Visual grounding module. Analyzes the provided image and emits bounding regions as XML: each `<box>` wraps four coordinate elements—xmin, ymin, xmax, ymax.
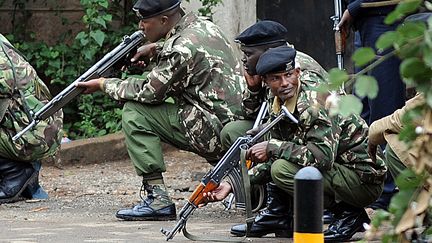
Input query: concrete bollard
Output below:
<box><xmin>294</xmin><ymin>166</ymin><xmax>323</xmax><ymax>243</ymax></box>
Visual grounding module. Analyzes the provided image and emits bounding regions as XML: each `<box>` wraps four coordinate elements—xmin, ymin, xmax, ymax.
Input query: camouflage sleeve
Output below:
<box><xmin>242</xmin><ymin>87</ymin><xmax>267</xmax><ymax>118</ymax></box>
<box><xmin>103</xmin><ymin>50</ymin><xmax>188</xmax><ymax>104</ymax></box>
<box><xmin>266</xmin><ymin>108</ymin><xmax>338</xmax><ymax>170</ymax></box>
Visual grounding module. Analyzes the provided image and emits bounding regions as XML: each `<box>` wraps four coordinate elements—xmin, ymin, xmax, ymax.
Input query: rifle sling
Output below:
<box><xmin>182</xmin><ymin>148</ymin><xmax>253</xmax><ymax>242</ymax></box>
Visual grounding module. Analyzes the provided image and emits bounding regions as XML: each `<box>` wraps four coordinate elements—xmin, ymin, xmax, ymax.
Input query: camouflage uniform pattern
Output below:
<box><xmin>0</xmin><ymin>34</ymin><xmax>63</xmax><ymax>162</ymax></box>
<box><xmin>242</xmin><ymin>47</ymin><xmax>328</xmax><ymax>117</ymax></box>
<box><xmin>266</xmin><ymin>71</ymin><xmax>387</xmax><ymax>184</ymax></box>
<box><xmin>103</xmin><ymin>12</ymin><xmax>245</xmax><ymax>155</ymax></box>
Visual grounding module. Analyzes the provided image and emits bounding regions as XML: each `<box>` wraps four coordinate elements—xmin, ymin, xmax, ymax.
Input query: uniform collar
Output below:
<box><xmin>165</xmin><ymin>10</ymin><xmax>195</xmax><ymax>39</ymax></box>
<box><xmin>271</xmin><ymin>78</ymin><xmax>302</xmax><ymax>114</ymax></box>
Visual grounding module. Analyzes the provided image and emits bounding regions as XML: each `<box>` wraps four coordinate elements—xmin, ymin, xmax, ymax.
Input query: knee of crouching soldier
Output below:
<box><xmin>271</xmin><ymin>159</ymin><xmax>299</xmax><ymax>190</ymax></box>
<box><xmin>270</xmin><ymin>159</ymin><xmax>288</xmax><ymax>187</ymax></box>
<box><xmin>220</xmin><ymin>121</ymin><xmax>239</xmax><ymax>150</ymax></box>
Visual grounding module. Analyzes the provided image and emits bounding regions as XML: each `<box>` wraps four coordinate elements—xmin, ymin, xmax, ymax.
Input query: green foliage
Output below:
<box><xmin>185</xmin><ymin>0</ymin><xmax>222</xmax><ymax>17</ymax></box>
<box><xmin>327</xmin><ymin>0</ymin><xmax>432</xmax><ymax>241</ymax></box>
<box><xmin>352</xmin><ymin>47</ymin><xmax>376</xmax><ymax>67</ymax></box>
<box><xmin>354</xmin><ymin>75</ymin><xmax>379</xmax><ymax>99</ymax></box>
<box><xmin>3</xmin><ymin>0</ymin><xmax>223</xmax><ymax>139</ymax></box>
<box><xmin>337</xmin><ymin>95</ymin><xmax>363</xmax><ymax>117</ymax></box>
<box><xmin>4</xmin><ymin>0</ymin><xmax>137</xmax><ymax>139</ymax></box>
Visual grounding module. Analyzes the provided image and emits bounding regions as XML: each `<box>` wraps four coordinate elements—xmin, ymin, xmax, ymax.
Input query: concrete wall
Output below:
<box><xmin>0</xmin><ymin>0</ymin><xmax>256</xmax><ymax>48</ymax></box>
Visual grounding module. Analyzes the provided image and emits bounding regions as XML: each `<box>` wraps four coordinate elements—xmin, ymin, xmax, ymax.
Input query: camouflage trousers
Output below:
<box><xmin>122</xmin><ymin>101</ymin><xmax>221</xmax><ymax>180</ymax></box>
<box><xmin>271</xmin><ymin>160</ymin><xmax>384</xmax><ymax>209</ymax></box>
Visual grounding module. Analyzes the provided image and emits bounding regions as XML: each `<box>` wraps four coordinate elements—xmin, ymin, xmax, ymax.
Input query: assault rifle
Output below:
<box><xmin>12</xmin><ymin>30</ymin><xmax>146</xmax><ymax>141</ymax></box>
<box><xmin>331</xmin><ymin>0</ymin><xmax>345</xmax><ymax>70</ymax></box>
<box><xmin>161</xmin><ymin>105</ymin><xmax>299</xmax><ymax>241</ymax></box>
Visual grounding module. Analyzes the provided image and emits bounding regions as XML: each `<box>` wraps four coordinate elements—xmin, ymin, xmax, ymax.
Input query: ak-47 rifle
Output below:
<box><xmin>12</xmin><ymin>30</ymin><xmax>146</xmax><ymax>141</ymax></box>
<box><xmin>161</xmin><ymin>105</ymin><xmax>299</xmax><ymax>241</ymax></box>
<box><xmin>331</xmin><ymin>0</ymin><xmax>345</xmax><ymax>70</ymax></box>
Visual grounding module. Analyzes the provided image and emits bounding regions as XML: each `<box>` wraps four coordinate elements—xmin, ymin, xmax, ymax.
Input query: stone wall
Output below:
<box><xmin>0</xmin><ymin>0</ymin><xmax>256</xmax><ymax>48</ymax></box>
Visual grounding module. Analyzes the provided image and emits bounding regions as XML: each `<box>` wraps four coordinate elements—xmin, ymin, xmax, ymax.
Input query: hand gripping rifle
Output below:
<box><xmin>161</xmin><ymin>105</ymin><xmax>299</xmax><ymax>241</ymax></box>
<box><xmin>12</xmin><ymin>30</ymin><xmax>146</xmax><ymax>141</ymax></box>
<box><xmin>331</xmin><ymin>0</ymin><xmax>345</xmax><ymax>70</ymax></box>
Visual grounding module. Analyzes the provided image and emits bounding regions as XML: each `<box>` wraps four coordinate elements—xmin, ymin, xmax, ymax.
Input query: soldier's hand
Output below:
<box><xmin>200</xmin><ymin>181</ymin><xmax>232</xmax><ymax>207</ymax></box>
<box><xmin>245</xmin><ymin>71</ymin><xmax>263</xmax><ymax>92</ymax></box>
<box><xmin>247</xmin><ymin>141</ymin><xmax>269</xmax><ymax>163</ymax></box>
<box><xmin>367</xmin><ymin>140</ymin><xmax>378</xmax><ymax>163</ymax></box>
<box><xmin>130</xmin><ymin>43</ymin><xmax>157</xmax><ymax>66</ymax></box>
<box><xmin>337</xmin><ymin>9</ymin><xmax>353</xmax><ymax>34</ymax></box>
<box><xmin>246</xmin><ymin>123</ymin><xmax>265</xmax><ymax>136</ymax></box>
<box><xmin>76</xmin><ymin>78</ymin><xmax>105</xmax><ymax>94</ymax></box>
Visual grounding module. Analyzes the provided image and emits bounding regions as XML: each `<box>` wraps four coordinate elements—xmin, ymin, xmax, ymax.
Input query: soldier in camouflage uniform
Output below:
<box><xmin>0</xmin><ymin>34</ymin><xmax>63</xmax><ymax>203</ymax></box>
<box><xmin>77</xmin><ymin>0</ymin><xmax>245</xmax><ymax>221</ymax></box>
<box><xmin>218</xmin><ymin>20</ymin><xmax>330</xmax><ymax>236</ymax></box>
<box><xmin>205</xmin><ymin>46</ymin><xmax>386</xmax><ymax>241</ymax></box>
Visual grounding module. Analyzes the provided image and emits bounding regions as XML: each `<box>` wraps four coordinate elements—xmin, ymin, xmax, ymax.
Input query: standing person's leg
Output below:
<box><xmin>359</xmin><ymin>16</ymin><xmax>404</xmax><ymax>210</ymax></box>
<box><xmin>117</xmin><ymin>101</ymin><xmax>193</xmax><ymax>221</ymax></box>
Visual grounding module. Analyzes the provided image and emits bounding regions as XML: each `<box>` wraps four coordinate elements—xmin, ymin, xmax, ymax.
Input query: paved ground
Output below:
<box><xmin>0</xmin><ymin>147</ymin><xmax>371</xmax><ymax>243</ymax></box>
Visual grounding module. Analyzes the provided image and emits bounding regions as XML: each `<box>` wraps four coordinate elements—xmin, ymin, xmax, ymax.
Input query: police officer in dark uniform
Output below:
<box><xmin>338</xmin><ymin>0</ymin><xmax>404</xmax><ymax>211</ymax></box>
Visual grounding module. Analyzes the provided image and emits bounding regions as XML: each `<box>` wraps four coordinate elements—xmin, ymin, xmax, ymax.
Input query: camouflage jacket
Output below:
<box><xmin>103</xmin><ymin>12</ymin><xmax>245</xmax><ymax>157</ymax></box>
<box><xmin>266</xmin><ymin>71</ymin><xmax>387</xmax><ymax>184</ymax></box>
<box><xmin>0</xmin><ymin>34</ymin><xmax>63</xmax><ymax>162</ymax></box>
<box><xmin>242</xmin><ymin>48</ymin><xmax>328</xmax><ymax>118</ymax></box>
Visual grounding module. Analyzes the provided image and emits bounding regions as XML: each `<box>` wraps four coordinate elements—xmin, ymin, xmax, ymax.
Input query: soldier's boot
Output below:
<box><xmin>324</xmin><ymin>202</ymin><xmax>370</xmax><ymax>242</ymax></box>
<box><xmin>0</xmin><ymin>158</ymin><xmax>37</xmax><ymax>204</ymax></box>
<box><xmin>116</xmin><ymin>178</ymin><xmax>176</xmax><ymax>221</ymax></box>
<box><xmin>230</xmin><ymin>182</ymin><xmax>293</xmax><ymax>238</ymax></box>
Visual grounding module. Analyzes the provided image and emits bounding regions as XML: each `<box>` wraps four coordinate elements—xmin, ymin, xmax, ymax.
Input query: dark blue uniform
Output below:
<box><xmin>349</xmin><ymin>0</ymin><xmax>404</xmax><ymax>210</ymax></box>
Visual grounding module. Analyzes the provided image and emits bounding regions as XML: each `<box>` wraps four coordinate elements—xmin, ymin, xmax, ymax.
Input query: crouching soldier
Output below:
<box><xmin>0</xmin><ymin>34</ymin><xmax>63</xmax><ymax>203</ymax></box>
<box><xmin>205</xmin><ymin>45</ymin><xmax>386</xmax><ymax>242</ymax></box>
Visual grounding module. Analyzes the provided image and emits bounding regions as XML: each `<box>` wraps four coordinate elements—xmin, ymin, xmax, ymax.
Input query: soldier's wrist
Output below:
<box><xmin>99</xmin><ymin>78</ymin><xmax>106</xmax><ymax>91</ymax></box>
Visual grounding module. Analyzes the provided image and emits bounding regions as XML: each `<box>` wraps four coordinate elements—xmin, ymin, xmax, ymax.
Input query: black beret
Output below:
<box><xmin>235</xmin><ymin>20</ymin><xmax>287</xmax><ymax>47</ymax></box>
<box><xmin>404</xmin><ymin>12</ymin><xmax>432</xmax><ymax>24</ymax></box>
<box><xmin>133</xmin><ymin>0</ymin><xmax>181</xmax><ymax>19</ymax></box>
<box><xmin>256</xmin><ymin>46</ymin><xmax>297</xmax><ymax>75</ymax></box>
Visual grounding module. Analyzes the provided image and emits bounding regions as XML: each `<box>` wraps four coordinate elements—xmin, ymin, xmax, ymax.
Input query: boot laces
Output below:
<box><xmin>139</xmin><ymin>181</ymin><xmax>155</xmax><ymax>206</ymax></box>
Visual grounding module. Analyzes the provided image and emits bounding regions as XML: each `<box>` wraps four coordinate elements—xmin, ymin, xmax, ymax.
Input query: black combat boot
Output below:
<box><xmin>230</xmin><ymin>182</ymin><xmax>293</xmax><ymax>238</ymax></box>
<box><xmin>116</xmin><ymin>178</ymin><xmax>176</xmax><ymax>221</ymax></box>
<box><xmin>324</xmin><ymin>202</ymin><xmax>370</xmax><ymax>242</ymax></box>
<box><xmin>0</xmin><ymin>158</ymin><xmax>37</xmax><ymax>204</ymax></box>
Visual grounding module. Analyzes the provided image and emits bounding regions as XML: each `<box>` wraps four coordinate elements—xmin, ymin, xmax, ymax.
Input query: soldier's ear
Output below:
<box><xmin>160</xmin><ymin>15</ymin><xmax>169</xmax><ymax>25</ymax></box>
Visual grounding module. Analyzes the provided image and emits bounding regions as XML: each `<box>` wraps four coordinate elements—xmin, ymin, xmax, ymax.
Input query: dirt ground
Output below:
<box><xmin>0</xmin><ymin>148</ymin><xmax>370</xmax><ymax>243</ymax></box>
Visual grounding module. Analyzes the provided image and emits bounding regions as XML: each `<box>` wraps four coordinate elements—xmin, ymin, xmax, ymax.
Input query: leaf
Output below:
<box><xmin>354</xmin><ymin>75</ymin><xmax>379</xmax><ymax>99</ymax></box>
<box><xmin>102</xmin><ymin>14</ymin><xmax>112</xmax><ymax>22</ymax></box>
<box><xmin>352</xmin><ymin>47</ymin><xmax>376</xmax><ymax>67</ymax></box>
<box><xmin>328</xmin><ymin>68</ymin><xmax>349</xmax><ymax>88</ymax></box>
<box><xmin>426</xmin><ymin>0</ymin><xmax>432</xmax><ymax>11</ymax></box>
<box><xmin>423</xmin><ymin>47</ymin><xmax>432</xmax><ymax>68</ymax></box>
<box><xmin>385</xmin><ymin>10</ymin><xmax>405</xmax><ymax>25</ymax></box>
<box><xmin>338</xmin><ymin>95</ymin><xmax>363</xmax><ymax>117</ymax></box>
<box><xmin>425</xmin><ymin>30</ymin><xmax>432</xmax><ymax>49</ymax></box>
<box><xmin>98</xmin><ymin>0</ymin><xmax>109</xmax><ymax>9</ymax></box>
<box><xmin>90</xmin><ymin>30</ymin><xmax>105</xmax><ymax>47</ymax></box>
<box><xmin>395</xmin><ymin>168</ymin><xmax>422</xmax><ymax>190</ymax></box>
<box><xmin>400</xmin><ymin>57</ymin><xmax>425</xmax><ymax>79</ymax></box>
<box><xmin>397</xmin><ymin>22</ymin><xmax>426</xmax><ymax>39</ymax></box>
<box><xmin>94</xmin><ymin>17</ymin><xmax>107</xmax><ymax>29</ymax></box>
<box><xmin>376</xmin><ymin>31</ymin><xmax>399</xmax><ymax>51</ymax></box>
<box><xmin>396</xmin><ymin>0</ymin><xmax>422</xmax><ymax>15</ymax></box>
